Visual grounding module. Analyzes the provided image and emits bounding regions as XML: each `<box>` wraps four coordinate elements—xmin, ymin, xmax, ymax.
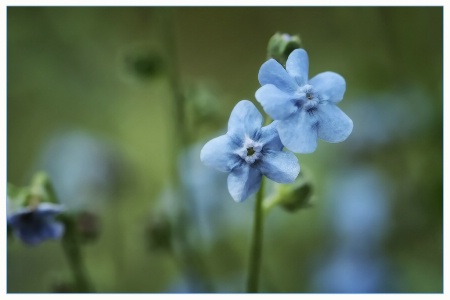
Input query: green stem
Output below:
<box><xmin>246</xmin><ymin>176</ymin><xmax>266</xmax><ymax>293</ymax></box>
<box><xmin>35</xmin><ymin>173</ymin><xmax>93</xmax><ymax>292</ymax></box>
<box><xmin>112</xmin><ymin>203</ymin><xmax>125</xmax><ymax>292</ymax></box>
<box><xmin>155</xmin><ymin>8</ymin><xmax>214</xmax><ymax>292</ymax></box>
<box><xmin>160</xmin><ymin>8</ymin><xmax>188</xmax><ymax>170</ymax></box>
<box><xmin>61</xmin><ymin>216</ymin><xmax>93</xmax><ymax>293</ymax></box>
<box><xmin>262</xmin><ymin>193</ymin><xmax>282</xmax><ymax>216</ymax></box>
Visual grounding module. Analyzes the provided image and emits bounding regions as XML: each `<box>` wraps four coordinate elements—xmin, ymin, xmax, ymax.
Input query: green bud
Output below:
<box><xmin>145</xmin><ymin>214</ymin><xmax>172</xmax><ymax>251</ymax></box>
<box><xmin>263</xmin><ymin>170</ymin><xmax>314</xmax><ymax>214</ymax></box>
<box><xmin>185</xmin><ymin>82</ymin><xmax>222</xmax><ymax>127</ymax></box>
<box><xmin>28</xmin><ymin>171</ymin><xmax>59</xmax><ymax>206</ymax></box>
<box><xmin>120</xmin><ymin>42</ymin><xmax>164</xmax><ymax>81</ymax></box>
<box><xmin>279</xmin><ymin>181</ymin><xmax>314</xmax><ymax>212</ymax></box>
<box><xmin>7</xmin><ymin>172</ymin><xmax>60</xmax><ymax>213</ymax></box>
<box><xmin>76</xmin><ymin>211</ymin><xmax>101</xmax><ymax>244</ymax></box>
<box><xmin>267</xmin><ymin>32</ymin><xmax>302</xmax><ymax>65</ymax></box>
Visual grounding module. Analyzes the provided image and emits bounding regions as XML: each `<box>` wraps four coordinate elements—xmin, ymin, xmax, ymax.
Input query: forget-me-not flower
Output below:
<box><xmin>255</xmin><ymin>48</ymin><xmax>353</xmax><ymax>153</ymax></box>
<box><xmin>7</xmin><ymin>202</ymin><xmax>64</xmax><ymax>246</ymax></box>
<box><xmin>200</xmin><ymin>100</ymin><xmax>300</xmax><ymax>202</ymax></box>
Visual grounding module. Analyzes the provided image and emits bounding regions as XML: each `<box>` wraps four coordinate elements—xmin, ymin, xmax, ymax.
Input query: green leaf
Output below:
<box><xmin>29</xmin><ymin>171</ymin><xmax>59</xmax><ymax>204</ymax></box>
<box><xmin>7</xmin><ymin>182</ymin><xmax>29</xmax><ymax>210</ymax></box>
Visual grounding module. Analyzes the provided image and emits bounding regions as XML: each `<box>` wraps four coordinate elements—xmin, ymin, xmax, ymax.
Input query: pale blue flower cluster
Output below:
<box><xmin>201</xmin><ymin>48</ymin><xmax>352</xmax><ymax>201</ymax></box>
<box><xmin>7</xmin><ymin>202</ymin><xmax>64</xmax><ymax>246</ymax></box>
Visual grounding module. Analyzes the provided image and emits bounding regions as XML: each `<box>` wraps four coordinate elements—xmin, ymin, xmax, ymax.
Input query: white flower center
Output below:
<box><xmin>236</xmin><ymin>135</ymin><xmax>263</xmax><ymax>164</ymax></box>
<box><xmin>295</xmin><ymin>84</ymin><xmax>319</xmax><ymax>110</ymax></box>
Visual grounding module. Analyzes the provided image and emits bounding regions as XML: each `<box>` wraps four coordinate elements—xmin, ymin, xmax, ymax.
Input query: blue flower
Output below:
<box><xmin>255</xmin><ymin>48</ymin><xmax>353</xmax><ymax>153</ymax></box>
<box><xmin>7</xmin><ymin>202</ymin><xmax>65</xmax><ymax>246</ymax></box>
<box><xmin>34</xmin><ymin>130</ymin><xmax>125</xmax><ymax>212</ymax></box>
<box><xmin>200</xmin><ymin>100</ymin><xmax>300</xmax><ymax>202</ymax></box>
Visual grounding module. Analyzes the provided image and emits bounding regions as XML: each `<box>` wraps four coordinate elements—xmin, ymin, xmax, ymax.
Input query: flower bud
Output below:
<box><xmin>267</xmin><ymin>32</ymin><xmax>302</xmax><ymax>65</ymax></box>
<box><xmin>185</xmin><ymin>82</ymin><xmax>223</xmax><ymax>129</ymax></box>
<box><xmin>263</xmin><ymin>170</ymin><xmax>314</xmax><ymax>213</ymax></box>
<box><xmin>28</xmin><ymin>172</ymin><xmax>58</xmax><ymax>206</ymax></box>
<box><xmin>145</xmin><ymin>215</ymin><xmax>172</xmax><ymax>251</ymax></box>
<box><xmin>7</xmin><ymin>172</ymin><xmax>60</xmax><ymax>211</ymax></box>
<box><xmin>279</xmin><ymin>181</ymin><xmax>314</xmax><ymax>212</ymax></box>
<box><xmin>76</xmin><ymin>211</ymin><xmax>101</xmax><ymax>244</ymax></box>
<box><xmin>119</xmin><ymin>42</ymin><xmax>164</xmax><ymax>81</ymax></box>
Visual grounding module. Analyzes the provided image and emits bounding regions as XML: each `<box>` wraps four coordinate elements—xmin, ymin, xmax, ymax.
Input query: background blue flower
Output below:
<box><xmin>342</xmin><ymin>87</ymin><xmax>434</xmax><ymax>154</ymax></box>
<box><xmin>200</xmin><ymin>100</ymin><xmax>300</xmax><ymax>202</ymax></box>
<box><xmin>255</xmin><ymin>48</ymin><xmax>353</xmax><ymax>153</ymax></box>
<box><xmin>32</xmin><ymin>130</ymin><xmax>127</xmax><ymax>213</ymax></box>
<box><xmin>311</xmin><ymin>167</ymin><xmax>395</xmax><ymax>293</ymax></box>
<box><xmin>8</xmin><ymin>203</ymin><xmax>65</xmax><ymax>246</ymax></box>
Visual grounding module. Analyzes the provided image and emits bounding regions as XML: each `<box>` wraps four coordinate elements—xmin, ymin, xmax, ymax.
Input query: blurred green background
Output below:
<box><xmin>7</xmin><ymin>7</ymin><xmax>442</xmax><ymax>293</ymax></box>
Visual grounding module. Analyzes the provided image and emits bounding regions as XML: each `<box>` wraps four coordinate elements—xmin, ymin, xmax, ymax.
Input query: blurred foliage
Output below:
<box><xmin>7</xmin><ymin>7</ymin><xmax>442</xmax><ymax>293</ymax></box>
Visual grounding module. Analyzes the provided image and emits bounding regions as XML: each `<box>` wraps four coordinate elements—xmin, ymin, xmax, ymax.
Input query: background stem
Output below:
<box><xmin>61</xmin><ymin>216</ymin><xmax>93</xmax><ymax>292</ymax></box>
<box><xmin>155</xmin><ymin>8</ymin><xmax>214</xmax><ymax>292</ymax></box>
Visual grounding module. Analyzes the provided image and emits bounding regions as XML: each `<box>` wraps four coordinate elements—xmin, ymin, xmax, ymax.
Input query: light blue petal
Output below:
<box><xmin>35</xmin><ymin>202</ymin><xmax>64</xmax><ymax>216</ymax></box>
<box><xmin>18</xmin><ymin>231</ymin><xmax>43</xmax><ymax>245</ymax></box>
<box><xmin>255</xmin><ymin>84</ymin><xmax>297</xmax><ymax>120</ymax></box>
<box><xmin>286</xmin><ymin>49</ymin><xmax>309</xmax><ymax>86</ymax></box>
<box><xmin>317</xmin><ymin>103</ymin><xmax>353</xmax><ymax>143</ymax></box>
<box><xmin>13</xmin><ymin>219</ymin><xmax>44</xmax><ymax>245</ymax></box>
<box><xmin>259</xmin><ymin>150</ymin><xmax>300</xmax><ymax>183</ymax></box>
<box><xmin>227</xmin><ymin>100</ymin><xmax>263</xmax><ymax>140</ymax></box>
<box><xmin>42</xmin><ymin>221</ymin><xmax>65</xmax><ymax>240</ymax></box>
<box><xmin>227</xmin><ymin>165</ymin><xmax>262</xmax><ymax>202</ymax></box>
<box><xmin>277</xmin><ymin>109</ymin><xmax>318</xmax><ymax>153</ymax></box>
<box><xmin>259</xmin><ymin>121</ymin><xmax>283</xmax><ymax>151</ymax></box>
<box><xmin>7</xmin><ymin>213</ymin><xmax>23</xmax><ymax>228</ymax></box>
<box><xmin>258</xmin><ymin>59</ymin><xmax>298</xmax><ymax>94</ymax></box>
<box><xmin>200</xmin><ymin>134</ymin><xmax>241</xmax><ymax>173</ymax></box>
<box><xmin>309</xmin><ymin>71</ymin><xmax>346</xmax><ymax>103</ymax></box>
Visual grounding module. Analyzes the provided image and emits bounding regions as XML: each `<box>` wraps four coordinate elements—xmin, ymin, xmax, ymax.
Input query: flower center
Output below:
<box><xmin>247</xmin><ymin>147</ymin><xmax>255</xmax><ymax>156</ymax></box>
<box><xmin>294</xmin><ymin>84</ymin><xmax>319</xmax><ymax>111</ymax></box>
<box><xmin>20</xmin><ymin>211</ymin><xmax>36</xmax><ymax>223</ymax></box>
<box><xmin>236</xmin><ymin>136</ymin><xmax>263</xmax><ymax>165</ymax></box>
<box><xmin>301</xmin><ymin>85</ymin><xmax>316</xmax><ymax>100</ymax></box>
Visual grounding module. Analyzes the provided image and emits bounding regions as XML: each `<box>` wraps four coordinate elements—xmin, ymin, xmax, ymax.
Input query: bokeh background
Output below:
<box><xmin>7</xmin><ymin>7</ymin><xmax>443</xmax><ymax>293</ymax></box>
